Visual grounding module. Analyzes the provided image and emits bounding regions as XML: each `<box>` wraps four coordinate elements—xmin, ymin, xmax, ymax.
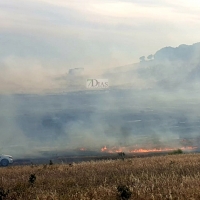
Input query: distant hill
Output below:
<box><xmin>154</xmin><ymin>42</ymin><xmax>200</xmax><ymax>61</ymax></box>
<box><xmin>103</xmin><ymin>42</ymin><xmax>200</xmax><ymax>90</ymax></box>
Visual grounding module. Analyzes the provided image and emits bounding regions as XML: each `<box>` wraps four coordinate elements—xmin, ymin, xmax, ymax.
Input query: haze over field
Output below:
<box><xmin>1</xmin><ymin>0</ymin><xmax>200</xmax><ymax>93</ymax></box>
<box><xmin>1</xmin><ymin>0</ymin><xmax>200</xmax><ymax>157</ymax></box>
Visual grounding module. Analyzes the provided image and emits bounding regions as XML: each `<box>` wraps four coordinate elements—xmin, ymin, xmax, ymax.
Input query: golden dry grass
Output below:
<box><xmin>0</xmin><ymin>153</ymin><xmax>200</xmax><ymax>199</ymax></box>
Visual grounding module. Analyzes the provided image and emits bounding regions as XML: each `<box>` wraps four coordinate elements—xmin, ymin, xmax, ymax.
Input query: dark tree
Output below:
<box><xmin>139</xmin><ymin>56</ymin><xmax>145</xmax><ymax>62</ymax></box>
<box><xmin>147</xmin><ymin>54</ymin><xmax>153</xmax><ymax>60</ymax></box>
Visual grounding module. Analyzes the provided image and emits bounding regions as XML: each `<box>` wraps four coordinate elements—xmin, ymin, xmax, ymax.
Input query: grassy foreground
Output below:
<box><xmin>0</xmin><ymin>154</ymin><xmax>200</xmax><ymax>199</ymax></box>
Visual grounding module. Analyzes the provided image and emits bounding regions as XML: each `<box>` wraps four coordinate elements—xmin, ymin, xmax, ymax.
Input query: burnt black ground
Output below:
<box><xmin>11</xmin><ymin>149</ymin><xmax>200</xmax><ymax>166</ymax></box>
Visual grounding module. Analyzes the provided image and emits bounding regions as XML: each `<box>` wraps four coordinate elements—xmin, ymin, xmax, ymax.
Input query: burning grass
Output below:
<box><xmin>100</xmin><ymin>146</ymin><xmax>197</xmax><ymax>153</ymax></box>
<box><xmin>1</xmin><ymin>153</ymin><xmax>200</xmax><ymax>199</ymax></box>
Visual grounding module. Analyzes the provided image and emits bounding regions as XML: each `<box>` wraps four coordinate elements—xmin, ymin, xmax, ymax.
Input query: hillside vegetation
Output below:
<box><xmin>0</xmin><ymin>154</ymin><xmax>200</xmax><ymax>199</ymax></box>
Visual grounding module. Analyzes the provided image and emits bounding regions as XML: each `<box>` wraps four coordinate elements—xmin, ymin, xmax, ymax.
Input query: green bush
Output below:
<box><xmin>168</xmin><ymin>149</ymin><xmax>183</xmax><ymax>155</ymax></box>
<box><xmin>118</xmin><ymin>152</ymin><xmax>125</xmax><ymax>160</ymax></box>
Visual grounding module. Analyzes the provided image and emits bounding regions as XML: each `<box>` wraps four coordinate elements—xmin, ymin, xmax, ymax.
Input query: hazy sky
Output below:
<box><xmin>1</xmin><ymin>0</ymin><xmax>200</xmax><ymax>93</ymax></box>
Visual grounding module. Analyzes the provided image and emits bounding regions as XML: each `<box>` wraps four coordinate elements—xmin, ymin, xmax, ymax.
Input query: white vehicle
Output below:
<box><xmin>0</xmin><ymin>155</ymin><xmax>13</xmax><ymax>166</ymax></box>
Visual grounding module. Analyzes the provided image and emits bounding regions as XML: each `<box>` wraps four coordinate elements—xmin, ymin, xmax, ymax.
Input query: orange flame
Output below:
<box><xmin>79</xmin><ymin>148</ymin><xmax>86</xmax><ymax>151</ymax></box>
<box><xmin>101</xmin><ymin>146</ymin><xmax>107</xmax><ymax>151</ymax></box>
<box><xmin>101</xmin><ymin>146</ymin><xmax>198</xmax><ymax>153</ymax></box>
<box><xmin>130</xmin><ymin>147</ymin><xmax>197</xmax><ymax>153</ymax></box>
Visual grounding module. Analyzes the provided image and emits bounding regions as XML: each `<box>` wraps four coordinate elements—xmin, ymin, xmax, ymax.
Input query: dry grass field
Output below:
<box><xmin>0</xmin><ymin>153</ymin><xmax>200</xmax><ymax>200</ymax></box>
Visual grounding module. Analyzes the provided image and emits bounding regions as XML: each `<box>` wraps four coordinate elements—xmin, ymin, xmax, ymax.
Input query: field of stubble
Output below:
<box><xmin>0</xmin><ymin>153</ymin><xmax>200</xmax><ymax>200</ymax></box>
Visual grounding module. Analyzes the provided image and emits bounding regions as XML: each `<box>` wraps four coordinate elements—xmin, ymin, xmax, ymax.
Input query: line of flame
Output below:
<box><xmin>100</xmin><ymin>146</ymin><xmax>198</xmax><ymax>153</ymax></box>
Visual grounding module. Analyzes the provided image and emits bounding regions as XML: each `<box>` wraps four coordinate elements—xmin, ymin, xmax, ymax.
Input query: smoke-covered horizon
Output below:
<box><xmin>1</xmin><ymin>42</ymin><xmax>200</xmax><ymax>158</ymax></box>
<box><xmin>1</xmin><ymin>88</ymin><xmax>200</xmax><ymax>158</ymax></box>
<box><xmin>2</xmin><ymin>0</ymin><xmax>200</xmax><ymax>159</ymax></box>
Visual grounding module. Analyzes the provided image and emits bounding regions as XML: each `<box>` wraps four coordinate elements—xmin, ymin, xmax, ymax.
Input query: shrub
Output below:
<box><xmin>117</xmin><ymin>185</ymin><xmax>132</xmax><ymax>200</ymax></box>
<box><xmin>29</xmin><ymin>174</ymin><xmax>36</xmax><ymax>186</ymax></box>
<box><xmin>118</xmin><ymin>152</ymin><xmax>125</xmax><ymax>161</ymax></box>
<box><xmin>0</xmin><ymin>187</ymin><xmax>9</xmax><ymax>200</ymax></box>
<box><xmin>49</xmin><ymin>160</ymin><xmax>53</xmax><ymax>165</ymax></box>
<box><xmin>168</xmin><ymin>149</ymin><xmax>183</xmax><ymax>155</ymax></box>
